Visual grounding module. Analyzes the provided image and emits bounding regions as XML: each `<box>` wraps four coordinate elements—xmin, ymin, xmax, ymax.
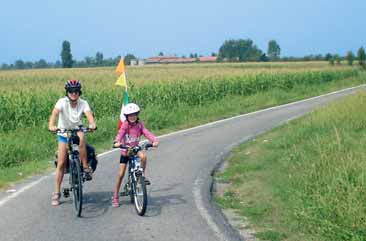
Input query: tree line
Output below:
<box><xmin>2</xmin><ymin>39</ymin><xmax>366</xmax><ymax>70</ymax></box>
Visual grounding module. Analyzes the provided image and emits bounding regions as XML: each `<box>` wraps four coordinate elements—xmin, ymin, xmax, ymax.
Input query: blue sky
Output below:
<box><xmin>1</xmin><ymin>0</ymin><xmax>365</xmax><ymax>64</ymax></box>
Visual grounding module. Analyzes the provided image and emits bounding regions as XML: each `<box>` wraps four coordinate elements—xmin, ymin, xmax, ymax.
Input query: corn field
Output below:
<box><xmin>0</xmin><ymin>63</ymin><xmax>362</xmax><ymax>168</ymax></box>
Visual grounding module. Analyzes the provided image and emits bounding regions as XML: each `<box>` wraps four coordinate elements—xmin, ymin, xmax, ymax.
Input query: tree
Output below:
<box><xmin>357</xmin><ymin>47</ymin><xmax>366</xmax><ymax>68</ymax></box>
<box><xmin>34</xmin><ymin>59</ymin><xmax>48</xmax><ymax>69</ymax></box>
<box><xmin>346</xmin><ymin>51</ymin><xmax>354</xmax><ymax>66</ymax></box>
<box><xmin>15</xmin><ymin>60</ymin><xmax>25</xmax><ymax>69</ymax></box>
<box><xmin>158</xmin><ymin>52</ymin><xmax>164</xmax><ymax>56</ymax></box>
<box><xmin>325</xmin><ymin>53</ymin><xmax>333</xmax><ymax>62</ymax></box>
<box><xmin>267</xmin><ymin>40</ymin><xmax>281</xmax><ymax>60</ymax></box>
<box><xmin>218</xmin><ymin>39</ymin><xmax>263</xmax><ymax>62</ymax></box>
<box><xmin>334</xmin><ymin>54</ymin><xmax>341</xmax><ymax>65</ymax></box>
<box><xmin>95</xmin><ymin>52</ymin><xmax>104</xmax><ymax>66</ymax></box>
<box><xmin>259</xmin><ymin>53</ymin><xmax>269</xmax><ymax>62</ymax></box>
<box><xmin>61</xmin><ymin>40</ymin><xmax>73</xmax><ymax>68</ymax></box>
<box><xmin>124</xmin><ymin>54</ymin><xmax>137</xmax><ymax>65</ymax></box>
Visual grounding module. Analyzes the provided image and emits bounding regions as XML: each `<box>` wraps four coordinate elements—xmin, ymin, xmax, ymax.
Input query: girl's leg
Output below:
<box><xmin>137</xmin><ymin>151</ymin><xmax>150</xmax><ymax>184</ymax></box>
<box><xmin>112</xmin><ymin>163</ymin><xmax>127</xmax><ymax>207</ymax></box>
<box><xmin>113</xmin><ymin>163</ymin><xmax>127</xmax><ymax>194</ymax></box>
<box><xmin>137</xmin><ymin>151</ymin><xmax>147</xmax><ymax>172</ymax></box>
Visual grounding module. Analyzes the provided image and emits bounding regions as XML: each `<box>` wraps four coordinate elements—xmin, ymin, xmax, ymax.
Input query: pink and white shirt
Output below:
<box><xmin>114</xmin><ymin>121</ymin><xmax>157</xmax><ymax>155</ymax></box>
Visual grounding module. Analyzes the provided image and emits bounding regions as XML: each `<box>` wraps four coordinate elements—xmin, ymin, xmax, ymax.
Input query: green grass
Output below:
<box><xmin>215</xmin><ymin>91</ymin><xmax>366</xmax><ymax>241</ymax></box>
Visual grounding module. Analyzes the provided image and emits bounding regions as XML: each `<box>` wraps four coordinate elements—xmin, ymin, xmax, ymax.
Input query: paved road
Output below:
<box><xmin>0</xmin><ymin>86</ymin><xmax>363</xmax><ymax>241</ymax></box>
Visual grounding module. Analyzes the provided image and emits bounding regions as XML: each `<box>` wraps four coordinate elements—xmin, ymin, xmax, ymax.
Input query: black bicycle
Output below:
<box><xmin>52</xmin><ymin>126</ymin><xmax>94</xmax><ymax>217</ymax></box>
<box><xmin>115</xmin><ymin>142</ymin><xmax>153</xmax><ymax>216</ymax></box>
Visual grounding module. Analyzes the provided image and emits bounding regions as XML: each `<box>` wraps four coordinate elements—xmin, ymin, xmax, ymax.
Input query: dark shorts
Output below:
<box><xmin>120</xmin><ymin>155</ymin><xmax>129</xmax><ymax>164</ymax></box>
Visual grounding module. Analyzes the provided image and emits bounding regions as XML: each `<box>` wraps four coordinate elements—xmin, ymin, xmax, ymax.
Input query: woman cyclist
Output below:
<box><xmin>48</xmin><ymin>79</ymin><xmax>96</xmax><ymax>206</ymax></box>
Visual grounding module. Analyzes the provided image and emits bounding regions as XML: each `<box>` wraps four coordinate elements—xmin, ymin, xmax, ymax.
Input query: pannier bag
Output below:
<box><xmin>54</xmin><ymin>144</ymin><xmax>98</xmax><ymax>173</ymax></box>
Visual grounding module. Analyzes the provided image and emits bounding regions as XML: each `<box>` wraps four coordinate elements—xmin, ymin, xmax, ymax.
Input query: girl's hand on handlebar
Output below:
<box><xmin>152</xmin><ymin>141</ymin><xmax>159</xmax><ymax>147</ymax></box>
<box><xmin>113</xmin><ymin>142</ymin><xmax>122</xmax><ymax>148</ymax></box>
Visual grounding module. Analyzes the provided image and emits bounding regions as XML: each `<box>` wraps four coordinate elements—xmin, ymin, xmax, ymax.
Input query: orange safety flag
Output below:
<box><xmin>115</xmin><ymin>58</ymin><xmax>125</xmax><ymax>75</ymax></box>
<box><xmin>115</xmin><ymin>57</ymin><xmax>129</xmax><ymax>129</ymax></box>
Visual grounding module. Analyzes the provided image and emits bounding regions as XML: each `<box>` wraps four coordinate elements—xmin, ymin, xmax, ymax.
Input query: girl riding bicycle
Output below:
<box><xmin>112</xmin><ymin>103</ymin><xmax>158</xmax><ymax>208</ymax></box>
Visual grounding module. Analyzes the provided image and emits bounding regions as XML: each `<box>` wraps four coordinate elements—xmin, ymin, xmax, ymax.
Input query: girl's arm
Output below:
<box><xmin>114</xmin><ymin>123</ymin><xmax>126</xmax><ymax>144</ymax></box>
<box><xmin>141</xmin><ymin>123</ymin><xmax>158</xmax><ymax>146</ymax></box>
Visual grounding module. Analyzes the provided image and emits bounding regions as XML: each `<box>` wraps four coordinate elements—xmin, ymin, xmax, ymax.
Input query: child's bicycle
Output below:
<box><xmin>114</xmin><ymin>142</ymin><xmax>153</xmax><ymax>216</ymax></box>
<box><xmin>51</xmin><ymin>126</ymin><xmax>95</xmax><ymax>217</ymax></box>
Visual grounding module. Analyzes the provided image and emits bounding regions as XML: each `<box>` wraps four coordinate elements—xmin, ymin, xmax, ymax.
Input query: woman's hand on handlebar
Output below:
<box><xmin>152</xmin><ymin>141</ymin><xmax>159</xmax><ymax>147</ymax></box>
<box><xmin>88</xmin><ymin>124</ymin><xmax>97</xmax><ymax>131</ymax></box>
<box><xmin>48</xmin><ymin>126</ymin><xmax>58</xmax><ymax>132</ymax></box>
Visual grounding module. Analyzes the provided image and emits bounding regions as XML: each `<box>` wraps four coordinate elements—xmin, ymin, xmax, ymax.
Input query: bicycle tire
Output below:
<box><xmin>71</xmin><ymin>158</ymin><xmax>83</xmax><ymax>217</ymax></box>
<box><xmin>133</xmin><ymin>174</ymin><xmax>147</xmax><ymax>216</ymax></box>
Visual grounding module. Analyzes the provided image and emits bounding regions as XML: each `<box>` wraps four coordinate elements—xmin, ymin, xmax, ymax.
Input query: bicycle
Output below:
<box><xmin>52</xmin><ymin>126</ymin><xmax>95</xmax><ymax>217</ymax></box>
<box><xmin>114</xmin><ymin>142</ymin><xmax>153</xmax><ymax>216</ymax></box>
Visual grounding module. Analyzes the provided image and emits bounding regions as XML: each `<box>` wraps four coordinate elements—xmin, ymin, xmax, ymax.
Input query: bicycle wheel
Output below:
<box><xmin>71</xmin><ymin>158</ymin><xmax>83</xmax><ymax>217</ymax></box>
<box><xmin>133</xmin><ymin>174</ymin><xmax>147</xmax><ymax>216</ymax></box>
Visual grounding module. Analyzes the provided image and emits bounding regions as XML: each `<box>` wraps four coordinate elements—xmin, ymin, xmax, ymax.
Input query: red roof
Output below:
<box><xmin>198</xmin><ymin>56</ymin><xmax>217</xmax><ymax>62</ymax></box>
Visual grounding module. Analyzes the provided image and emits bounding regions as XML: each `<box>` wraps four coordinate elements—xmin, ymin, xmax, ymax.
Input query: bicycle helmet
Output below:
<box><xmin>65</xmin><ymin>79</ymin><xmax>82</xmax><ymax>95</ymax></box>
<box><xmin>123</xmin><ymin>103</ymin><xmax>140</xmax><ymax>116</ymax></box>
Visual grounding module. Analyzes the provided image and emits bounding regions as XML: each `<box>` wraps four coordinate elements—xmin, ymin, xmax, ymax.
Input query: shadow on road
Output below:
<box><xmin>79</xmin><ymin>191</ymin><xmax>112</xmax><ymax>218</ymax></box>
<box><xmin>144</xmin><ymin>183</ymin><xmax>187</xmax><ymax>217</ymax></box>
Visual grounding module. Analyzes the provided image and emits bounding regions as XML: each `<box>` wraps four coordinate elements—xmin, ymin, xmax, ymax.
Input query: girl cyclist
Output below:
<box><xmin>112</xmin><ymin>103</ymin><xmax>158</xmax><ymax>208</ymax></box>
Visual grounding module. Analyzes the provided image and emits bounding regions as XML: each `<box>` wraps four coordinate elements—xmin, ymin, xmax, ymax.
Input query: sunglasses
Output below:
<box><xmin>67</xmin><ymin>89</ymin><xmax>80</xmax><ymax>94</ymax></box>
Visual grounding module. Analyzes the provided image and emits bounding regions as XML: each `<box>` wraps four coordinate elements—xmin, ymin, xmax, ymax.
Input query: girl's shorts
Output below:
<box><xmin>120</xmin><ymin>155</ymin><xmax>129</xmax><ymax>164</ymax></box>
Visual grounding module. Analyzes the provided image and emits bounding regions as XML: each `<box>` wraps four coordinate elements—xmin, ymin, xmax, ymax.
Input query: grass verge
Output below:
<box><xmin>214</xmin><ymin>91</ymin><xmax>366</xmax><ymax>241</ymax></box>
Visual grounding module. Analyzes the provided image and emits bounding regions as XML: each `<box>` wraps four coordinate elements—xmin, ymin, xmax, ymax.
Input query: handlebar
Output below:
<box><xmin>49</xmin><ymin>126</ymin><xmax>97</xmax><ymax>134</ymax></box>
<box><xmin>113</xmin><ymin>142</ymin><xmax>154</xmax><ymax>151</ymax></box>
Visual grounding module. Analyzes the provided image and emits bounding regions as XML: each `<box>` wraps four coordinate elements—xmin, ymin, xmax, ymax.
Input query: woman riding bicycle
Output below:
<box><xmin>112</xmin><ymin>103</ymin><xmax>158</xmax><ymax>208</ymax></box>
<box><xmin>48</xmin><ymin>79</ymin><xmax>96</xmax><ymax>206</ymax></box>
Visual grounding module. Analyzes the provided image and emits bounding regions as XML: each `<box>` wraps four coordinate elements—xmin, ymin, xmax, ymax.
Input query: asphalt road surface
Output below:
<box><xmin>0</xmin><ymin>86</ymin><xmax>363</xmax><ymax>241</ymax></box>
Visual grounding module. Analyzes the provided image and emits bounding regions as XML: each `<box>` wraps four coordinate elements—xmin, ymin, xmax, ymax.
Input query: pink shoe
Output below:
<box><xmin>112</xmin><ymin>193</ymin><xmax>119</xmax><ymax>208</ymax></box>
<box><xmin>51</xmin><ymin>192</ymin><xmax>61</xmax><ymax>206</ymax></box>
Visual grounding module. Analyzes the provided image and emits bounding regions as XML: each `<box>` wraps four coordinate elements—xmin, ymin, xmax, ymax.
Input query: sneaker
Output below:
<box><xmin>51</xmin><ymin>192</ymin><xmax>61</xmax><ymax>206</ymax></box>
<box><xmin>83</xmin><ymin>166</ymin><xmax>93</xmax><ymax>181</ymax></box>
<box><xmin>112</xmin><ymin>193</ymin><xmax>119</xmax><ymax>208</ymax></box>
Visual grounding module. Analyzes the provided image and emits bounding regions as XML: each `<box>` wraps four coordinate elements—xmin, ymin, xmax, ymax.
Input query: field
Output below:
<box><xmin>215</xmin><ymin>92</ymin><xmax>366</xmax><ymax>241</ymax></box>
<box><xmin>0</xmin><ymin>62</ymin><xmax>364</xmax><ymax>190</ymax></box>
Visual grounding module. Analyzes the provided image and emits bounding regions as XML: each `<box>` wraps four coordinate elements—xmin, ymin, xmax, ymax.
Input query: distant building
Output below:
<box><xmin>130</xmin><ymin>60</ymin><xmax>138</xmax><ymax>66</ymax></box>
<box><xmin>145</xmin><ymin>55</ymin><xmax>217</xmax><ymax>64</ymax></box>
<box><xmin>138</xmin><ymin>59</ymin><xmax>145</xmax><ymax>66</ymax></box>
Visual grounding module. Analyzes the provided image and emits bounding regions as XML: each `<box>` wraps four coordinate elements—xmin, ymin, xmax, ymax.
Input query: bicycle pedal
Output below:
<box><xmin>63</xmin><ymin>188</ymin><xmax>70</xmax><ymax>198</ymax></box>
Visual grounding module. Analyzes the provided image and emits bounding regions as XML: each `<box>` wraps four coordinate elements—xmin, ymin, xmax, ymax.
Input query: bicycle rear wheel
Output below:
<box><xmin>133</xmin><ymin>174</ymin><xmax>147</xmax><ymax>216</ymax></box>
<box><xmin>71</xmin><ymin>159</ymin><xmax>83</xmax><ymax>217</ymax></box>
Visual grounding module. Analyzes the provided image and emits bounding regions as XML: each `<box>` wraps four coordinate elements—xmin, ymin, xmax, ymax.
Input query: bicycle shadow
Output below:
<box><xmin>143</xmin><ymin>183</ymin><xmax>187</xmax><ymax>217</ymax></box>
<box><xmin>77</xmin><ymin>191</ymin><xmax>112</xmax><ymax>218</ymax></box>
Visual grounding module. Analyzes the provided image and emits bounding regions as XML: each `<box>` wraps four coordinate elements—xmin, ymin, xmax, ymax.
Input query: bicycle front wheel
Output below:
<box><xmin>133</xmin><ymin>174</ymin><xmax>147</xmax><ymax>216</ymax></box>
<box><xmin>71</xmin><ymin>159</ymin><xmax>83</xmax><ymax>217</ymax></box>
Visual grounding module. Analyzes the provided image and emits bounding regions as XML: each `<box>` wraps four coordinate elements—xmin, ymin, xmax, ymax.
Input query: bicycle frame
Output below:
<box><xmin>54</xmin><ymin>126</ymin><xmax>92</xmax><ymax>217</ymax></box>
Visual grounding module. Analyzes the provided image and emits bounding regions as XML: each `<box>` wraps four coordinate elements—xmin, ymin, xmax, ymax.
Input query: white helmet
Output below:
<box><xmin>123</xmin><ymin>103</ymin><xmax>140</xmax><ymax>115</ymax></box>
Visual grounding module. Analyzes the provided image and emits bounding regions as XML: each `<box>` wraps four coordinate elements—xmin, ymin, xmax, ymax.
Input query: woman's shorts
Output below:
<box><xmin>57</xmin><ymin>135</ymin><xmax>67</xmax><ymax>143</ymax></box>
<box><xmin>120</xmin><ymin>155</ymin><xmax>129</xmax><ymax>164</ymax></box>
